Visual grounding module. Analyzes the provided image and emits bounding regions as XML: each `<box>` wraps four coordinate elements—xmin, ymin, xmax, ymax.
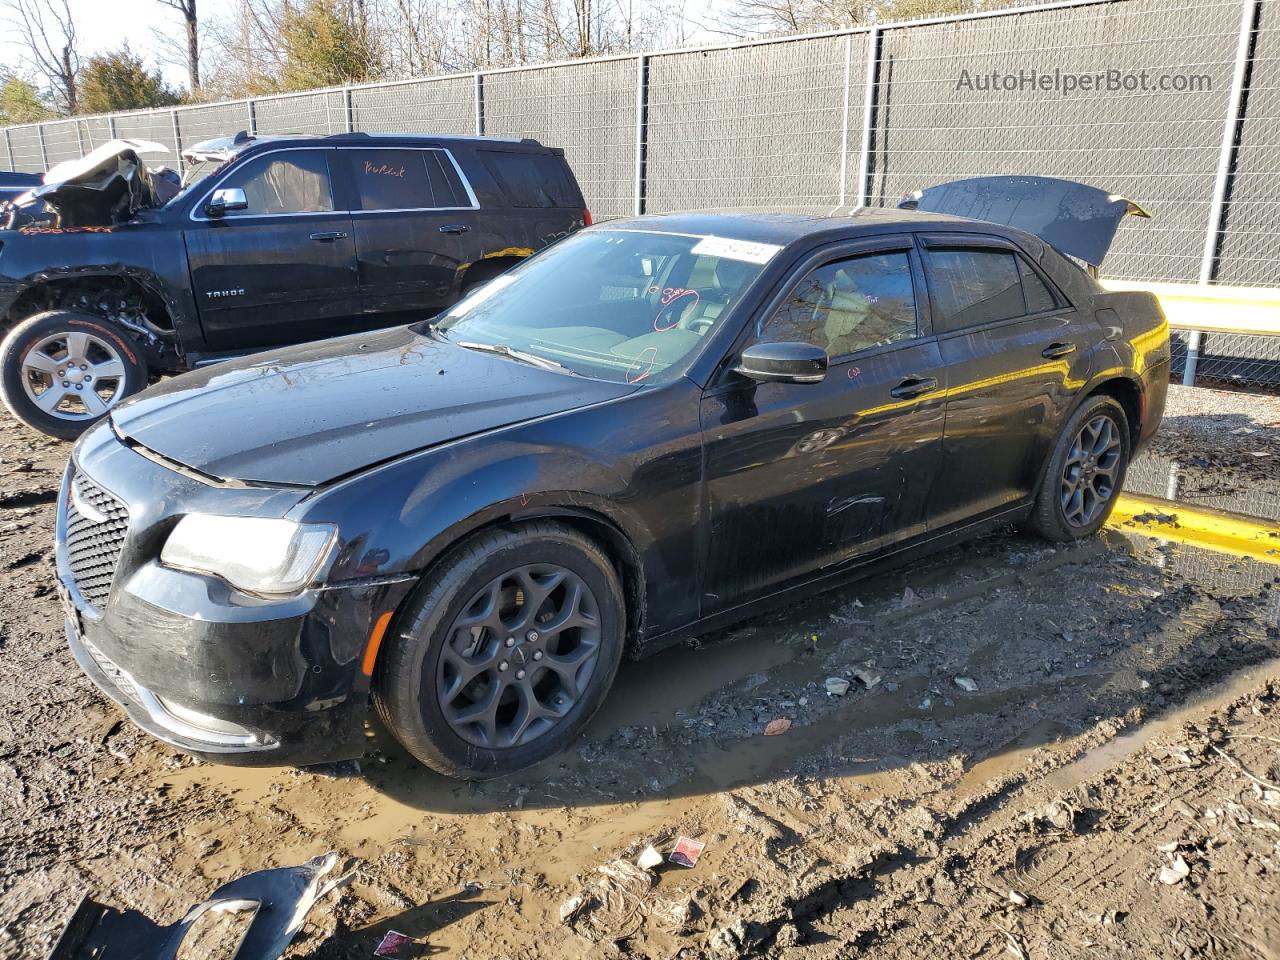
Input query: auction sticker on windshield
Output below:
<box><xmin>690</xmin><ymin>236</ymin><xmax>784</xmax><ymax>264</ymax></box>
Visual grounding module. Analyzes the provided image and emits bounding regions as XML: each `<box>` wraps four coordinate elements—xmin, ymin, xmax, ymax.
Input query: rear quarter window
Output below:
<box><xmin>479</xmin><ymin>150</ymin><xmax>580</xmax><ymax>208</ymax></box>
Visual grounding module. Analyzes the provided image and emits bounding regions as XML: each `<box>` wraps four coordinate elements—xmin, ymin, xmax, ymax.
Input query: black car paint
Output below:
<box><xmin>0</xmin><ymin>135</ymin><xmax>586</xmax><ymax>368</ymax></box>
<box><xmin>56</xmin><ymin>209</ymin><xmax>1170</xmax><ymax>767</ymax></box>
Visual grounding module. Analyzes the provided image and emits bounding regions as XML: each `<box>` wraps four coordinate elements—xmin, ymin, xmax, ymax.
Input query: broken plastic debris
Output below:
<box><xmin>47</xmin><ymin>852</ymin><xmax>349</xmax><ymax>960</ymax></box>
<box><xmin>374</xmin><ymin>931</ymin><xmax>427</xmax><ymax>957</ymax></box>
<box><xmin>852</xmin><ymin>667</ymin><xmax>882</xmax><ymax>689</ymax></box>
<box><xmin>763</xmin><ymin>717</ymin><xmax>791</xmax><ymax>736</ymax></box>
<box><xmin>824</xmin><ymin>677</ymin><xmax>851</xmax><ymax>696</ymax></box>
<box><xmin>669</xmin><ymin>837</ymin><xmax>706</xmax><ymax>868</ymax></box>
<box><xmin>635</xmin><ymin>845</ymin><xmax>664</xmax><ymax>871</ymax></box>
<box><xmin>1008</xmin><ymin>890</ymin><xmax>1029</xmax><ymax>907</ymax></box>
<box><xmin>900</xmin><ymin>586</ymin><xmax>919</xmax><ymax>607</ymax></box>
<box><xmin>954</xmin><ymin>676</ymin><xmax>978</xmax><ymax>692</ymax></box>
<box><xmin>559</xmin><ymin>895</ymin><xmax>585</xmax><ymax>922</ymax></box>
<box><xmin>1158</xmin><ymin>855</ymin><xmax>1191</xmax><ymax>885</ymax></box>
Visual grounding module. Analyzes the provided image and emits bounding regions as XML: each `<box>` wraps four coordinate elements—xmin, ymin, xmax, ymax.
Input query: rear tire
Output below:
<box><xmin>0</xmin><ymin>310</ymin><xmax>147</xmax><ymax>440</ymax></box>
<box><xmin>374</xmin><ymin>521</ymin><xmax>625</xmax><ymax>779</ymax></box>
<box><xmin>1024</xmin><ymin>394</ymin><xmax>1130</xmax><ymax>542</ymax></box>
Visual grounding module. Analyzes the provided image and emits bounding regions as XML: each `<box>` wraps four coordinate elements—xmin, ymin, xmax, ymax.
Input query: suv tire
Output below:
<box><xmin>1025</xmin><ymin>394</ymin><xmax>1130</xmax><ymax>542</ymax></box>
<box><xmin>0</xmin><ymin>310</ymin><xmax>148</xmax><ymax>440</ymax></box>
<box><xmin>374</xmin><ymin>521</ymin><xmax>625</xmax><ymax>779</ymax></box>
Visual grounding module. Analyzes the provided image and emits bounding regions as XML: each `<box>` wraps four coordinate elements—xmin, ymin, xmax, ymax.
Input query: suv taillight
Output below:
<box><xmin>583</xmin><ymin>208</ymin><xmax>593</xmax><ymax>227</ymax></box>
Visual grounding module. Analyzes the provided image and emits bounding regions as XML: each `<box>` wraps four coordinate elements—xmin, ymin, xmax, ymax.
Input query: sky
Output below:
<box><xmin>2</xmin><ymin>0</ymin><xmax>727</xmax><ymax>95</ymax></box>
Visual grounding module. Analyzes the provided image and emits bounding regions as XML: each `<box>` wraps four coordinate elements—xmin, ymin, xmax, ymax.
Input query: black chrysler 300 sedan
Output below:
<box><xmin>56</xmin><ymin>186</ymin><xmax>1170</xmax><ymax>778</ymax></box>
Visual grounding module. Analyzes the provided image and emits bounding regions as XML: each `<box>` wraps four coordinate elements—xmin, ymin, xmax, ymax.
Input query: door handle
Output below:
<box><xmin>889</xmin><ymin>376</ymin><xmax>938</xmax><ymax>400</ymax></box>
<box><xmin>309</xmin><ymin>231</ymin><xmax>348</xmax><ymax>241</ymax></box>
<box><xmin>1041</xmin><ymin>341</ymin><xmax>1077</xmax><ymax>359</ymax></box>
<box><xmin>438</xmin><ymin>224</ymin><xmax>471</xmax><ymax>234</ymax></box>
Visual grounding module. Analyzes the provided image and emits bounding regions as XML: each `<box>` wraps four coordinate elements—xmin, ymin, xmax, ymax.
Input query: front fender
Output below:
<box><xmin>291</xmin><ymin>382</ymin><xmax>706</xmax><ymax>638</ymax></box>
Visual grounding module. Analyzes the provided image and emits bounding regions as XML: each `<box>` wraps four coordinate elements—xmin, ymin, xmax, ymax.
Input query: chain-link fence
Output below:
<box><xmin>0</xmin><ymin>0</ymin><xmax>1276</xmax><ymax>379</ymax></box>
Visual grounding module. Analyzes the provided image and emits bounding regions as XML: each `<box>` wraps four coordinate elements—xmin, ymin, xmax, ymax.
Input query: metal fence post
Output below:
<box><xmin>246</xmin><ymin>98</ymin><xmax>257</xmax><ymax>135</ymax></box>
<box><xmin>344</xmin><ymin>87</ymin><xmax>355</xmax><ymax>132</ymax></box>
<box><xmin>855</xmin><ymin>28</ymin><xmax>881</xmax><ymax>208</ymax></box>
<box><xmin>74</xmin><ymin>120</ymin><xmax>85</xmax><ymax>156</ymax></box>
<box><xmin>2</xmin><ymin>128</ymin><xmax>12</xmax><ymax>171</ymax></box>
<box><xmin>36</xmin><ymin>125</ymin><xmax>48</xmax><ymax>168</ymax></box>
<box><xmin>837</xmin><ymin>35</ymin><xmax>853</xmax><ymax>207</ymax></box>
<box><xmin>107</xmin><ymin>115</ymin><xmax>117</xmax><ymax>139</ymax></box>
<box><xmin>170</xmin><ymin>109</ymin><xmax>183</xmax><ymax>172</ymax></box>
<box><xmin>1188</xmin><ymin>0</ymin><xmax>1261</xmax><ymax>386</ymax></box>
<box><xmin>634</xmin><ymin>54</ymin><xmax>648</xmax><ymax>217</ymax></box>
<box><xmin>474</xmin><ymin>73</ymin><xmax>485</xmax><ymax>136</ymax></box>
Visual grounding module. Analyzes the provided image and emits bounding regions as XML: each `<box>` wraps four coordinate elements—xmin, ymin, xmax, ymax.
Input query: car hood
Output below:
<box><xmin>7</xmin><ymin>138</ymin><xmax>179</xmax><ymax>228</ymax></box>
<box><xmin>111</xmin><ymin>326</ymin><xmax>636</xmax><ymax>486</ymax></box>
<box><xmin>900</xmin><ymin>176</ymin><xmax>1151</xmax><ymax>267</ymax></box>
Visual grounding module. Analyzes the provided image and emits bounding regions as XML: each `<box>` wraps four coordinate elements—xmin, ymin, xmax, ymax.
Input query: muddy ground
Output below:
<box><xmin>1</xmin><ymin>384</ymin><xmax>1278</xmax><ymax>959</ymax></box>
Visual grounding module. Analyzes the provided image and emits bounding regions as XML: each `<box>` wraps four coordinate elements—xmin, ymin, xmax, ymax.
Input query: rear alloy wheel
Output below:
<box><xmin>374</xmin><ymin>522</ymin><xmax>624</xmax><ymax>778</ymax></box>
<box><xmin>1025</xmin><ymin>394</ymin><xmax>1130</xmax><ymax>542</ymax></box>
<box><xmin>0</xmin><ymin>310</ymin><xmax>148</xmax><ymax>440</ymax></box>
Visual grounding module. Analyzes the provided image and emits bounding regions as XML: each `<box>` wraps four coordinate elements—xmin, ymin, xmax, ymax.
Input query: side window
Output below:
<box><xmin>479</xmin><ymin>150</ymin><xmax>579</xmax><ymax>208</ymax></box>
<box><xmin>218</xmin><ymin>151</ymin><xmax>334</xmax><ymax>216</ymax></box>
<box><xmin>348</xmin><ymin>150</ymin><xmax>432</xmax><ymax>210</ymax></box>
<box><xmin>925</xmin><ymin>249</ymin><xmax>1025</xmax><ymax>332</ymax></box>
<box><xmin>761</xmin><ymin>251</ymin><xmax>917</xmax><ymax>358</ymax></box>
<box><xmin>1019</xmin><ymin>258</ymin><xmax>1059</xmax><ymax>313</ymax></box>
<box><xmin>345</xmin><ymin>149</ymin><xmax>473</xmax><ymax>210</ymax></box>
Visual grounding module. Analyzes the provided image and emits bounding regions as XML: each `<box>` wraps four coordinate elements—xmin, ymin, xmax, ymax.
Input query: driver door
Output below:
<box><xmin>699</xmin><ymin>238</ymin><xmax>947</xmax><ymax>613</ymax></box>
<box><xmin>184</xmin><ymin>148</ymin><xmax>361</xmax><ymax>351</ymax></box>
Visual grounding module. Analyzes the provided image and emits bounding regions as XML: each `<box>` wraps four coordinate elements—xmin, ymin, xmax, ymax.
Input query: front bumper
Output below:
<box><xmin>56</xmin><ymin>423</ymin><xmax>415</xmax><ymax>767</ymax></box>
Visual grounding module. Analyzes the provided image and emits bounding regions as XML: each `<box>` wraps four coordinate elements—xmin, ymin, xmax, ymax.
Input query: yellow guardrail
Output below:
<box><xmin>1100</xmin><ymin>280</ymin><xmax>1280</xmax><ymax>385</ymax></box>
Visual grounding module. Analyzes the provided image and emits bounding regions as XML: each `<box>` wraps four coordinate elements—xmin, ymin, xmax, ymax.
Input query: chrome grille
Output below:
<box><xmin>65</xmin><ymin>471</ymin><xmax>128</xmax><ymax>612</ymax></box>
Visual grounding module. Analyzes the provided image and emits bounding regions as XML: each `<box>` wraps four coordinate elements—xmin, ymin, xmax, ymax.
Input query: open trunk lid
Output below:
<box><xmin>899</xmin><ymin>175</ymin><xmax>1151</xmax><ymax>267</ymax></box>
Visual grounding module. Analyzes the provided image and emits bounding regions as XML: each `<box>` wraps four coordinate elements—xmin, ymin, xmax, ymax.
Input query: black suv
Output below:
<box><xmin>0</xmin><ymin>132</ymin><xmax>589</xmax><ymax>438</ymax></box>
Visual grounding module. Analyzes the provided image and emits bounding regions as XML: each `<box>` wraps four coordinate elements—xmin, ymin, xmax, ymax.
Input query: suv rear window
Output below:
<box><xmin>345</xmin><ymin>149</ymin><xmax>472</xmax><ymax>210</ymax></box>
<box><xmin>479</xmin><ymin>150</ymin><xmax>580</xmax><ymax>208</ymax></box>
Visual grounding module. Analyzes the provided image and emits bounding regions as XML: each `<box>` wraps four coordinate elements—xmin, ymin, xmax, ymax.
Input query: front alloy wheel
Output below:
<box><xmin>0</xmin><ymin>310</ymin><xmax>148</xmax><ymax>440</ymax></box>
<box><xmin>374</xmin><ymin>522</ymin><xmax>625</xmax><ymax>779</ymax></box>
<box><xmin>438</xmin><ymin>564</ymin><xmax>602</xmax><ymax>749</ymax></box>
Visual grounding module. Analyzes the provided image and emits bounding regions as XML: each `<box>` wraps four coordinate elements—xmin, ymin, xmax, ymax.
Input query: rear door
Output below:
<box><xmin>920</xmin><ymin>234</ymin><xmax>1097</xmax><ymax>528</ymax></box>
<box><xmin>338</xmin><ymin>145</ymin><xmax>481</xmax><ymax>323</ymax></box>
<box><xmin>700</xmin><ymin>238</ymin><xmax>947</xmax><ymax>612</ymax></box>
<box><xmin>184</xmin><ymin>147</ymin><xmax>361</xmax><ymax>351</ymax></box>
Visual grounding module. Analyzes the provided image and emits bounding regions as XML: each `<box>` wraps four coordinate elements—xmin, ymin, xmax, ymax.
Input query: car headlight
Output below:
<box><xmin>160</xmin><ymin>514</ymin><xmax>337</xmax><ymax>596</ymax></box>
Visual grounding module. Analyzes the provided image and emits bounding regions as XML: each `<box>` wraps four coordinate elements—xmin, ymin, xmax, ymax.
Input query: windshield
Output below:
<box><xmin>434</xmin><ymin>229</ymin><xmax>779</xmax><ymax>384</ymax></box>
<box><xmin>165</xmin><ymin>155</ymin><xmax>234</xmax><ymax>207</ymax></box>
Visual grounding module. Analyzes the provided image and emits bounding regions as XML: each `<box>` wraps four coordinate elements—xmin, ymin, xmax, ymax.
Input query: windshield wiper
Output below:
<box><xmin>454</xmin><ymin>340</ymin><xmax>571</xmax><ymax>373</ymax></box>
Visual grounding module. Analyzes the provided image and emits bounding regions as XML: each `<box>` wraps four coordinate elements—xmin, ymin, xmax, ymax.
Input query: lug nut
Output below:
<box><xmin>57</xmin><ymin>369</ymin><xmax>64</xmax><ymax>377</ymax></box>
<box><xmin>498</xmin><ymin>661</ymin><xmax>508</xmax><ymax>671</ymax></box>
<box><xmin>504</xmin><ymin>637</ymin><xmax>515</xmax><ymax>647</ymax></box>
<box><xmin>81</xmin><ymin>364</ymin><xmax>88</xmax><ymax>371</ymax></box>
<box><xmin>526</xmin><ymin>630</ymin><xmax>539</xmax><ymax>642</ymax></box>
<box><xmin>532</xmin><ymin>650</ymin><xmax>543</xmax><ymax>661</ymax></box>
<box><xmin>84</xmin><ymin>375</ymin><xmax>91</xmax><ymax>382</ymax></box>
<box><xmin>515</xmin><ymin>669</ymin><xmax>526</xmax><ymax>680</ymax></box>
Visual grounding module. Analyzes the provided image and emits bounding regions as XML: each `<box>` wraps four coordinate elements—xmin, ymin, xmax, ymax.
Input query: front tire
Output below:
<box><xmin>0</xmin><ymin>310</ymin><xmax>148</xmax><ymax>440</ymax></box>
<box><xmin>1025</xmin><ymin>394</ymin><xmax>1130</xmax><ymax>542</ymax></box>
<box><xmin>374</xmin><ymin>521</ymin><xmax>625</xmax><ymax>779</ymax></box>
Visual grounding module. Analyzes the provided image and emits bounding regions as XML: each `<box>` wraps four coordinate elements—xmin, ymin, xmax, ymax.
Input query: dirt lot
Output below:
<box><xmin>1</xmin><ymin>384</ymin><xmax>1278</xmax><ymax>959</ymax></box>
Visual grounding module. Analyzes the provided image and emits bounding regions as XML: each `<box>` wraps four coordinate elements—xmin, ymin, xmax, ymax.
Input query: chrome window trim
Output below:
<box><xmin>189</xmin><ymin>144</ymin><xmax>481</xmax><ymax>223</ymax></box>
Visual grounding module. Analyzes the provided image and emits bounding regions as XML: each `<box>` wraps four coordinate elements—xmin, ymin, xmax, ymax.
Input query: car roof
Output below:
<box><xmin>600</xmin><ymin>207</ymin><xmax>1021</xmax><ymax>248</ymax></box>
<box><xmin>183</xmin><ymin>131</ymin><xmax>552</xmax><ymax>163</ymax></box>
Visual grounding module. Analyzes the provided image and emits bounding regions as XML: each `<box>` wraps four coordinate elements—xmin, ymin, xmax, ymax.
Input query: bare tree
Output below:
<box><xmin>157</xmin><ymin>0</ymin><xmax>200</xmax><ymax>93</ymax></box>
<box><xmin>5</xmin><ymin>0</ymin><xmax>79</xmax><ymax>113</ymax></box>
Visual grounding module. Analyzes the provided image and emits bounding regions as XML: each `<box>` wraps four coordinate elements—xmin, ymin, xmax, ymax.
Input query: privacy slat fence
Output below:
<box><xmin>2</xmin><ymin>0</ymin><xmax>1278</xmax><ymax>383</ymax></box>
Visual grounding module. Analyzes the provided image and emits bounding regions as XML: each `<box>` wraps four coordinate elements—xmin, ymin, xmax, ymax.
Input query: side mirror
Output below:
<box><xmin>205</xmin><ymin>187</ymin><xmax>248</xmax><ymax>218</ymax></box>
<box><xmin>733</xmin><ymin>342</ymin><xmax>828</xmax><ymax>384</ymax></box>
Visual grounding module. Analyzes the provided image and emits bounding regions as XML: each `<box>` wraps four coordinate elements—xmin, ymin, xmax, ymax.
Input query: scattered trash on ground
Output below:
<box><xmin>373</xmin><ymin>930</ymin><xmax>428</xmax><ymax>957</ymax></box>
<box><xmin>635</xmin><ymin>845</ymin><xmax>664</xmax><ymax>871</ymax></box>
<box><xmin>824</xmin><ymin>677</ymin><xmax>851</xmax><ymax>696</ymax></box>
<box><xmin>954</xmin><ymin>676</ymin><xmax>978</xmax><ymax>692</ymax></box>
<box><xmin>763</xmin><ymin>717</ymin><xmax>791</xmax><ymax>736</ymax></box>
<box><xmin>669</xmin><ymin>837</ymin><xmax>706</xmax><ymax>868</ymax></box>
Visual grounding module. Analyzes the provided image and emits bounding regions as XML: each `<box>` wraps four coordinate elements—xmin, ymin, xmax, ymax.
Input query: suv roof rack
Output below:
<box><xmin>322</xmin><ymin>132</ymin><xmax>544</xmax><ymax>146</ymax></box>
